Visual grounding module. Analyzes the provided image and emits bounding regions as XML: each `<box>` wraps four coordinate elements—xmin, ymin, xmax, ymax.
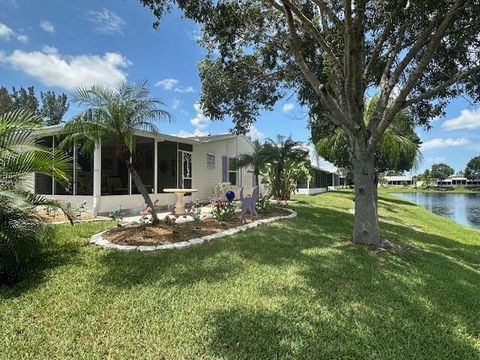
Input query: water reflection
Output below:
<box><xmin>392</xmin><ymin>193</ymin><xmax>480</xmax><ymax>230</ymax></box>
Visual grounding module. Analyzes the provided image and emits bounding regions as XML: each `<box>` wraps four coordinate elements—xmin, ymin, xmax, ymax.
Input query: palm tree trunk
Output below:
<box><xmin>124</xmin><ymin>159</ymin><xmax>160</xmax><ymax>224</ymax></box>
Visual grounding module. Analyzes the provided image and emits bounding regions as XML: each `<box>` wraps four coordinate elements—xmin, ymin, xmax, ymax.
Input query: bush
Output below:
<box><xmin>256</xmin><ymin>197</ymin><xmax>272</xmax><ymax>214</ymax></box>
<box><xmin>211</xmin><ymin>200</ymin><xmax>236</xmax><ymax>222</ymax></box>
<box><xmin>0</xmin><ymin>198</ymin><xmax>48</xmax><ymax>284</ymax></box>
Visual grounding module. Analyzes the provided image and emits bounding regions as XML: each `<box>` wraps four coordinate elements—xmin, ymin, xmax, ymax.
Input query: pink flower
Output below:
<box><xmin>146</xmin><ymin>207</ymin><xmax>152</xmax><ymax>212</ymax></box>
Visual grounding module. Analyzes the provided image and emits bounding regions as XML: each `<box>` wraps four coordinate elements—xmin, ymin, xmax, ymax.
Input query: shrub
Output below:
<box><xmin>0</xmin><ymin>197</ymin><xmax>47</xmax><ymax>284</ymax></box>
<box><xmin>211</xmin><ymin>200</ymin><xmax>236</xmax><ymax>222</ymax></box>
<box><xmin>256</xmin><ymin>196</ymin><xmax>272</xmax><ymax>214</ymax></box>
<box><xmin>210</xmin><ymin>182</ymin><xmax>232</xmax><ymax>204</ymax></box>
<box><xmin>109</xmin><ymin>205</ymin><xmax>124</xmax><ymax>227</ymax></box>
<box><xmin>185</xmin><ymin>201</ymin><xmax>202</xmax><ymax>230</ymax></box>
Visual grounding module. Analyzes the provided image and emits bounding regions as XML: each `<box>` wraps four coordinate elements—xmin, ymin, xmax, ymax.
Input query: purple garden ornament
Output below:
<box><xmin>225</xmin><ymin>190</ymin><xmax>235</xmax><ymax>202</ymax></box>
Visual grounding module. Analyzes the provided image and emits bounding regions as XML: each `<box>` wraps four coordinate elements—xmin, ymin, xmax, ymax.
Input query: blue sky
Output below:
<box><xmin>0</xmin><ymin>0</ymin><xmax>478</xmax><ymax>174</ymax></box>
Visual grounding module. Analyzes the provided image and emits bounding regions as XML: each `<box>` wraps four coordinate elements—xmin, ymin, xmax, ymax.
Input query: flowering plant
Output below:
<box><xmin>211</xmin><ymin>199</ymin><xmax>236</xmax><ymax>222</ymax></box>
<box><xmin>185</xmin><ymin>200</ymin><xmax>202</xmax><ymax>230</ymax></box>
<box><xmin>139</xmin><ymin>205</ymin><xmax>153</xmax><ymax>225</ymax></box>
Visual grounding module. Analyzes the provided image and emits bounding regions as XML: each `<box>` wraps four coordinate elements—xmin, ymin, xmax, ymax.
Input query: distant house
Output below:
<box><xmin>32</xmin><ymin>125</ymin><xmax>262</xmax><ymax>215</ymax></box>
<box><xmin>437</xmin><ymin>174</ymin><xmax>480</xmax><ymax>188</ymax></box>
<box><xmin>296</xmin><ymin>144</ymin><xmax>343</xmax><ymax>195</ymax></box>
<box><xmin>384</xmin><ymin>175</ymin><xmax>414</xmax><ymax>186</ymax></box>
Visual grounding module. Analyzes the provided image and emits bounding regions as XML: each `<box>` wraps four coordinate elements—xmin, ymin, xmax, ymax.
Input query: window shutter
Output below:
<box><xmin>222</xmin><ymin>156</ymin><xmax>228</xmax><ymax>182</ymax></box>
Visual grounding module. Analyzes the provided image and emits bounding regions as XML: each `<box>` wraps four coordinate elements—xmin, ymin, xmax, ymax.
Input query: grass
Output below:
<box><xmin>1</xmin><ymin>190</ymin><xmax>479</xmax><ymax>359</ymax></box>
<box><xmin>382</xmin><ymin>186</ymin><xmax>480</xmax><ymax>193</ymax></box>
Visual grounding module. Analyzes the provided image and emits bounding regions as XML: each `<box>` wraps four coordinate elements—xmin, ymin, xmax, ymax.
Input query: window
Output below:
<box><xmin>228</xmin><ymin>157</ymin><xmax>237</xmax><ymax>185</ymax></box>
<box><xmin>207</xmin><ymin>153</ymin><xmax>215</xmax><ymax>169</ymax></box>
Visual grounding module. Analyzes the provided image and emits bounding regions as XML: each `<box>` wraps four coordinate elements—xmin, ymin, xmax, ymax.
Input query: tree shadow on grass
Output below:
<box><xmin>0</xmin><ymin>225</ymin><xmax>81</xmax><ymax>299</ymax></box>
<box><xmin>199</xmin><ymin>208</ymin><xmax>480</xmax><ymax>358</ymax></box>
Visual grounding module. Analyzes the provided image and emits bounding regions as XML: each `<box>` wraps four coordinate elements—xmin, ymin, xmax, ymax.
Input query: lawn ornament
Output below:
<box><xmin>240</xmin><ymin>186</ymin><xmax>259</xmax><ymax>224</ymax></box>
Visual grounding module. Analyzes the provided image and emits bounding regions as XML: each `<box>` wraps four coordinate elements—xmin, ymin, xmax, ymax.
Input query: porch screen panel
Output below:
<box><xmin>132</xmin><ymin>136</ymin><xmax>155</xmax><ymax>194</ymax></box>
<box><xmin>34</xmin><ymin>136</ymin><xmax>53</xmax><ymax>195</ymax></box>
<box><xmin>75</xmin><ymin>141</ymin><xmax>93</xmax><ymax>195</ymax></box>
<box><xmin>54</xmin><ymin>135</ymin><xmax>73</xmax><ymax>195</ymax></box>
<box><xmin>157</xmin><ymin>141</ymin><xmax>177</xmax><ymax>192</ymax></box>
<box><xmin>101</xmin><ymin>139</ymin><xmax>129</xmax><ymax>195</ymax></box>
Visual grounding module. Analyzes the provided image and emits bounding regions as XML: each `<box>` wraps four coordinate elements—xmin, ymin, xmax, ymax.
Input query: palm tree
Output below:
<box><xmin>0</xmin><ymin>109</ymin><xmax>70</xmax><ymax>201</ymax></box>
<box><xmin>62</xmin><ymin>81</ymin><xmax>171</xmax><ymax>223</ymax></box>
<box><xmin>263</xmin><ymin>135</ymin><xmax>310</xmax><ymax>200</ymax></box>
<box><xmin>232</xmin><ymin>140</ymin><xmax>268</xmax><ymax>187</ymax></box>
<box><xmin>1</xmin><ymin>109</ymin><xmax>71</xmax><ymax>283</ymax></box>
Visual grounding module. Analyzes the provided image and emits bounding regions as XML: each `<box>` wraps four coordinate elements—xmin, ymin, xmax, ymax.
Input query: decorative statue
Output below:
<box><xmin>240</xmin><ymin>186</ymin><xmax>259</xmax><ymax>224</ymax></box>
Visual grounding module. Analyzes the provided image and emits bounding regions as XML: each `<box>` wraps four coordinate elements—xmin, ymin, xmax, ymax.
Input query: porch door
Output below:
<box><xmin>178</xmin><ymin>150</ymin><xmax>192</xmax><ymax>189</ymax></box>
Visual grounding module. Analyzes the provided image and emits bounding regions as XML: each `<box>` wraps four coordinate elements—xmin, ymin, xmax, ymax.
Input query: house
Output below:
<box><xmin>33</xmin><ymin>125</ymin><xmax>262</xmax><ymax>216</ymax></box>
<box><xmin>437</xmin><ymin>174</ymin><xmax>480</xmax><ymax>188</ymax></box>
<box><xmin>296</xmin><ymin>144</ymin><xmax>343</xmax><ymax>195</ymax></box>
<box><xmin>384</xmin><ymin>175</ymin><xmax>414</xmax><ymax>186</ymax></box>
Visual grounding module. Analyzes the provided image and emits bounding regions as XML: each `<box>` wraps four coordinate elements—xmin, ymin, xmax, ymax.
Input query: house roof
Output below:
<box><xmin>385</xmin><ymin>175</ymin><xmax>413</xmax><ymax>181</ymax></box>
<box><xmin>187</xmin><ymin>134</ymin><xmax>238</xmax><ymax>143</ymax></box>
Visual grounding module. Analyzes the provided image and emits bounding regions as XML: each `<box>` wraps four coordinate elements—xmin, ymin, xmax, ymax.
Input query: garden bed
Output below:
<box><xmin>105</xmin><ymin>208</ymin><xmax>290</xmax><ymax>246</ymax></box>
<box><xmin>90</xmin><ymin>207</ymin><xmax>297</xmax><ymax>251</ymax></box>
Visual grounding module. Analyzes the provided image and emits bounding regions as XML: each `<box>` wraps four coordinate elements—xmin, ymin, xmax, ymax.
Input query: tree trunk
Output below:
<box><xmin>352</xmin><ymin>153</ymin><xmax>382</xmax><ymax>246</ymax></box>
<box><xmin>124</xmin><ymin>160</ymin><xmax>160</xmax><ymax>224</ymax></box>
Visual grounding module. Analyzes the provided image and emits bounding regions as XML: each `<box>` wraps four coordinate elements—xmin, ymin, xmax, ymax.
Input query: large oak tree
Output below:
<box><xmin>141</xmin><ymin>0</ymin><xmax>480</xmax><ymax>246</ymax></box>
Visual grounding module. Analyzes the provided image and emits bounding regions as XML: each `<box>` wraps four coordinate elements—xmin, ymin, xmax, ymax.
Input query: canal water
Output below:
<box><xmin>392</xmin><ymin>192</ymin><xmax>480</xmax><ymax>230</ymax></box>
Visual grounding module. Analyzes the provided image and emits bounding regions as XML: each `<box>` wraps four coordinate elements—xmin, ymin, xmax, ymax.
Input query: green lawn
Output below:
<box><xmin>1</xmin><ymin>190</ymin><xmax>479</xmax><ymax>359</ymax></box>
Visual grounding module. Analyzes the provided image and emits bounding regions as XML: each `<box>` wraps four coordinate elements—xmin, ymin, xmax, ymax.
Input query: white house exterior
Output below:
<box><xmin>33</xmin><ymin>125</ymin><xmax>262</xmax><ymax>216</ymax></box>
<box><xmin>437</xmin><ymin>174</ymin><xmax>480</xmax><ymax>187</ymax></box>
<box><xmin>296</xmin><ymin>144</ymin><xmax>343</xmax><ymax>195</ymax></box>
<box><xmin>384</xmin><ymin>175</ymin><xmax>414</xmax><ymax>186</ymax></box>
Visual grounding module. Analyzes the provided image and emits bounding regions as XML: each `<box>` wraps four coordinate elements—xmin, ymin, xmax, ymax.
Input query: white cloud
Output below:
<box><xmin>442</xmin><ymin>108</ymin><xmax>480</xmax><ymax>130</ymax></box>
<box><xmin>421</xmin><ymin>137</ymin><xmax>470</xmax><ymax>150</ymax></box>
<box><xmin>156</xmin><ymin>78</ymin><xmax>195</xmax><ymax>93</ymax></box>
<box><xmin>0</xmin><ymin>48</ymin><xmax>130</xmax><ymax>90</ymax></box>
<box><xmin>156</xmin><ymin>78</ymin><xmax>179</xmax><ymax>90</ymax></box>
<box><xmin>174</xmin><ymin>86</ymin><xmax>195</xmax><ymax>93</ymax></box>
<box><xmin>427</xmin><ymin>157</ymin><xmax>447</xmax><ymax>163</ymax></box>
<box><xmin>172</xmin><ymin>99</ymin><xmax>181</xmax><ymax>110</ymax></box>
<box><xmin>247</xmin><ymin>125</ymin><xmax>263</xmax><ymax>141</ymax></box>
<box><xmin>173</xmin><ymin>102</ymin><xmax>210</xmax><ymax>137</ymax></box>
<box><xmin>282</xmin><ymin>103</ymin><xmax>294</xmax><ymax>113</ymax></box>
<box><xmin>87</xmin><ymin>8</ymin><xmax>125</xmax><ymax>35</ymax></box>
<box><xmin>0</xmin><ymin>22</ymin><xmax>14</xmax><ymax>40</ymax></box>
<box><xmin>40</xmin><ymin>20</ymin><xmax>55</xmax><ymax>33</ymax></box>
<box><xmin>16</xmin><ymin>34</ymin><xmax>28</xmax><ymax>43</ymax></box>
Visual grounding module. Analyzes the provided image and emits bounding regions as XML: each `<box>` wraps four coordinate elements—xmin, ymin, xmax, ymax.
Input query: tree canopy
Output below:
<box><xmin>465</xmin><ymin>156</ymin><xmax>480</xmax><ymax>180</ymax></box>
<box><xmin>0</xmin><ymin>86</ymin><xmax>69</xmax><ymax>125</ymax></box>
<box><xmin>430</xmin><ymin>163</ymin><xmax>455</xmax><ymax>181</ymax></box>
<box><xmin>140</xmin><ymin>0</ymin><xmax>480</xmax><ymax>246</ymax></box>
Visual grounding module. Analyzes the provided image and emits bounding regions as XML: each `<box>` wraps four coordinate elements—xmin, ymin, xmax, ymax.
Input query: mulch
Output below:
<box><xmin>103</xmin><ymin>208</ymin><xmax>290</xmax><ymax>246</ymax></box>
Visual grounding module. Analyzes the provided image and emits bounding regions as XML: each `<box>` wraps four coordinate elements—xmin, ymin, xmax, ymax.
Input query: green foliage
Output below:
<box><xmin>261</xmin><ymin>136</ymin><xmax>310</xmax><ymax>200</ymax></box>
<box><xmin>0</xmin><ymin>86</ymin><xmax>69</xmax><ymax>125</ymax></box>
<box><xmin>315</xmin><ymin>96</ymin><xmax>422</xmax><ymax>175</ymax></box>
<box><xmin>255</xmin><ymin>196</ymin><xmax>272</xmax><ymax>214</ymax></box>
<box><xmin>232</xmin><ymin>140</ymin><xmax>269</xmax><ymax>186</ymax></box>
<box><xmin>109</xmin><ymin>205</ymin><xmax>125</xmax><ymax>227</ymax></box>
<box><xmin>210</xmin><ymin>182</ymin><xmax>232</xmax><ymax>203</ymax></box>
<box><xmin>211</xmin><ymin>199</ymin><xmax>236</xmax><ymax>222</ymax></box>
<box><xmin>431</xmin><ymin>163</ymin><xmax>455</xmax><ymax>181</ymax></box>
<box><xmin>0</xmin><ymin>196</ymin><xmax>48</xmax><ymax>284</ymax></box>
<box><xmin>40</xmin><ymin>91</ymin><xmax>69</xmax><ymax>126</ymax></box>
<box><xmin>465</xmin><ymin>156</ymin><xmax>480</xmax><ymax>180</ymax></box>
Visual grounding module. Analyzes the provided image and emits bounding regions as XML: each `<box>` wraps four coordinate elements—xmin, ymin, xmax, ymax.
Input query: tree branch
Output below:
<box><xmin>280</xmin><ymin>0</ymin><xmax>344</xmax><ymax>78</ymax></box>
<box><xmin>282</xmin><ymin>3</ymin><xmax>355</xmax><ymax>135</ymax></box>
<box><xmin>366</xmin><ymin>0</ymin><xmax>467</xmax><ymax>155</ymax></box>
<box><xmin>400</xmin><ymin>66</ymin><xmax>480</xmax><ymax>109</ymax></box>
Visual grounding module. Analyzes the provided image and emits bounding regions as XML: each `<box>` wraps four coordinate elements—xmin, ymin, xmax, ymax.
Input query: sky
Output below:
<box><xmin>0</xmin><ymin>0</ymin><xmax>478</xmax><ymax>174</ymax></box>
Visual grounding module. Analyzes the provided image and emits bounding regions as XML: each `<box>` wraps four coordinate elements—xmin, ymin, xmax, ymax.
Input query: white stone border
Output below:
<box><xmin>89</xmin><ymin>208</ymin><xmax>297</xmax><ymax>252</ymax></box>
